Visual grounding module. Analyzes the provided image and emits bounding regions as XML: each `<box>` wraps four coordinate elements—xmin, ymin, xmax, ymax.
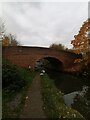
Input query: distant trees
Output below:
<box><xmin>0</xmin><ymin>19</ymin><xmax>4</xmax><ymax>43</ymax></box>
<box><xmin>2</xmin><ymin>34</ymin><xmax>20</xmax><ymax>46</ymax></box>
<box><xmin>50</xmin><ymin>43</ymin><xmax>68</xmax><ymax>51</ymax></box>
<box><xmin>0</xmin><ymin>19</ymin><xmax>20</xmax><ymax>46</ymax></box>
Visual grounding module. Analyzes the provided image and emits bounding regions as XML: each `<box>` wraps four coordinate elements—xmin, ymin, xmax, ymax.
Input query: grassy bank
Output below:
<box><xmin>2</xmin><ymin>61</ymin><xmax>36</xmax><ymax>118</ymax></box>
<box><xmin>41</xmin><ymin>74</ymin><xmax>85</xmax><ymax>119</ymax></box>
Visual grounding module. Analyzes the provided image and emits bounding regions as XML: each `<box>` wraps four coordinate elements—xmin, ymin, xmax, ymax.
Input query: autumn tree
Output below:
<box><xmin>71</xmin><ymin>19</ymin><xmax>90</xmax><ymax>66</ymax></box>
<box><xmin>2</xmin><ymin>34</ymin><xmax>20</xmax><ymax>46</ymax></box>
<box><xmin>71</xmin><ymin>19</ymin><xmax>90</xmax><ymax>55</ymax></box>
<box><xmin>0</xmin><ymin>18</ymin><xmax>20</xmax><ymax>46</ymax></box>
<box><xmin>0</xmin><ymin>19</ymin><xmax>4</xmax><ymax>42</ymax></box>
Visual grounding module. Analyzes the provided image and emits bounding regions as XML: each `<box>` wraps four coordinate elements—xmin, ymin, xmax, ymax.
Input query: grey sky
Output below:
<box><xmin>0</xmin><ymin>2</ymin><xmax>88</xmax><ymax>48</ymax></box>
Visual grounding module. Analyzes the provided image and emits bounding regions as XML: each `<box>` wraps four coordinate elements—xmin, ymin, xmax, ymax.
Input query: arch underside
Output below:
<box><xmin>35</xmin><ymin>56</ymin><xmax>64</xmax><ymax>71</ymax></box>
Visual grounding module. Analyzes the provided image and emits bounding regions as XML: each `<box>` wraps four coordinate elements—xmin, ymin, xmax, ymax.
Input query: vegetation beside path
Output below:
<box><xmin>2</xmin><ymin>59</ymin><xmax>36</xmax><ymax>118</ymax></box>
<box><xmin>2</xmin><ymin>59</ymin><xmax>86</xmax><ymax>119</ymax></box>
<box><xmin>41</xmin><ymin>74</ymin><xmax>85</xmax><ymax>119</ymax></box>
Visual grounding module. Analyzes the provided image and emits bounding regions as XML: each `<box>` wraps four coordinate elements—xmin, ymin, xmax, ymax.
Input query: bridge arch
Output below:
<box><xmin>3</xmin><ymin>46</ymin><xmax>82</xmax><ymax>72</ymax></box>
<box><xmin>35</xmin><ymin>56</ymin><xmax>64</xmax><ymax>71</ymax></box>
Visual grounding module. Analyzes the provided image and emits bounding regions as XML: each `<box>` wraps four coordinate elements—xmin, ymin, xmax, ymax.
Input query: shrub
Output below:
<box><xmin>2</xmin><ymin>59</ymin><xmax>26</xmax><ymax>92</ymax></box>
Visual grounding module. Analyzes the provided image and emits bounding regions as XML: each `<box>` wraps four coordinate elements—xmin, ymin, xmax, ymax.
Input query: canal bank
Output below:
<box><xmin>41</xmin><ymin>73</ymin><xmax>85</xmax><ymax>119</ymax></box>
<box><xmin>46</xmin><ymin>70</ymin><xmax>90</xmax><ymax>120</ymax></box>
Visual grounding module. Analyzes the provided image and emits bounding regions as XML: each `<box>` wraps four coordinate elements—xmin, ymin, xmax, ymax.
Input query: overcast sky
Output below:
<box><xmin>0</xmin><ymin>2</ymin><xmax>88</xmax><ymax>48</ymax></box>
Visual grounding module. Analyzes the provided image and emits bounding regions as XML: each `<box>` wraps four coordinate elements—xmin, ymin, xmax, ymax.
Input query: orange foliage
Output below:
<box><xmin>71</xmin><ymin>19</ymin><xmax>90</xmax><ymax>54</ymax></box>
<box><xmin>2</xmin><ymin>36</ymin><xmax>10</xmax><ymax>46</ymax></box>
<box><xmin>2</xmin><ymin>34</ymin><xmax>19</xmax><ymax>46</ymax></box>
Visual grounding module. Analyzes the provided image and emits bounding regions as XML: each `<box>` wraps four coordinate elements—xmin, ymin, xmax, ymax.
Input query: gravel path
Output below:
<box><xmin>20</xmin><ymin>73</ymin><xmax>46</xmax><ymax>118</ymax></box>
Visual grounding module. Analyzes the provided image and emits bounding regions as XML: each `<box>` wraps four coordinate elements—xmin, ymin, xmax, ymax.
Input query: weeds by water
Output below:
<box><xmin>41</xmin><ymin>74</ymin><xmax>85</xmax><ymax>119</ymax></box>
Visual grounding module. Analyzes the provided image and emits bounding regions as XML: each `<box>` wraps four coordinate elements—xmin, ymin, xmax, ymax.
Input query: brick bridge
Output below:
<box><xmin>3</xmin><ymin>46</ymin><xmax>82</xmax><ymax>72</ymax></box>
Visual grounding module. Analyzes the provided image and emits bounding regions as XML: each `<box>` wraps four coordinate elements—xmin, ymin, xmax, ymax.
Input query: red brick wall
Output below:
<box><xmin>2</xmin><ymin>46</ymin><xmax>82</xmax><ymax>72</ymax></box>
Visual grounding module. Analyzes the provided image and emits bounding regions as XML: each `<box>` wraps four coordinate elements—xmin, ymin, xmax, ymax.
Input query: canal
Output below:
<box><xmin>46</xmin><ymin>70</ymin><xmax>90</xmax><ymax>120</ymax></box>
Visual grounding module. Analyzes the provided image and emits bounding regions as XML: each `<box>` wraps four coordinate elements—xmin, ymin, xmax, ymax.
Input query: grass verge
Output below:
<box><xmin>2</xmin><ymin>67</ymin><xmax>36</xmax><ymax>118</ymax></box>
<box><xmin>41</xmin><ymin>74</ymin><xmax>85</xmax><ymax>119</ymax></box>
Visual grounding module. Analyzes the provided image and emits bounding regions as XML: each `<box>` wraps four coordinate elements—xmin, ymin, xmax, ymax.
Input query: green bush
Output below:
<box><xmin>2</xmin><ymin>59</ymin><xmax>36</xmax><ymax>118</ymax></box>
<box><xmin>2</xmin><ymin>59</ymin><xmax>26</xmax><ymax>92</ymax></box>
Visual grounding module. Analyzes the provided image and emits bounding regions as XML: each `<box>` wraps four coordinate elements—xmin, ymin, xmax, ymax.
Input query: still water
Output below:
<box><xmin>46</xmin><ymin>70</ymin><xmax>90</xmax><ymax>120</ymax></box>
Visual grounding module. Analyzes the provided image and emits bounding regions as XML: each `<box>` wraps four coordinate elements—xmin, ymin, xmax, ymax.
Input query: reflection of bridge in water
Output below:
<box><xmin>3</xmin><ymin>46</ymin><xmax>82</xmax><ymax>72</ymax></box>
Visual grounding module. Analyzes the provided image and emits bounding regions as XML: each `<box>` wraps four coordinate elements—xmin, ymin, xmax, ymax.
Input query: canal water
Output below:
<box><xmin>46</xmin><ymin>70</ymin><xmax>90</xmax><ymax>120</ymax></box>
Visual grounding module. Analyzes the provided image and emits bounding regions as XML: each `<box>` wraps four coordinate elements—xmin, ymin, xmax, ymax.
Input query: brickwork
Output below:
<box><xmin>2</xmin><ymin>46</ymin><xmax>82</xmax><ymax>72</ymax></box>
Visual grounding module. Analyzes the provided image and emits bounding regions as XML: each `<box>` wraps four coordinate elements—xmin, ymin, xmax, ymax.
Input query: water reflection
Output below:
<box><xmin>64</xmin><ymin>86</ymin><xmax>89</xmax><ymax>106</ymax></box>
<box><xmin>64</xmin><ymin>91</ymin><xmax>79</xmax><ymax>106</ymax></box>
